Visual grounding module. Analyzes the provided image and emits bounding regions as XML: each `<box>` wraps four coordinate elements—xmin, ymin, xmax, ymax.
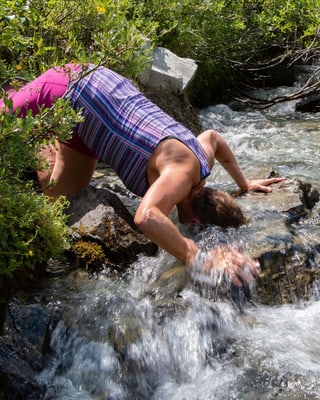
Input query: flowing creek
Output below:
<box><xmin>35</xmin><ymin>83</ymin><xmax>320</xmax><ymax>399</ymax></box>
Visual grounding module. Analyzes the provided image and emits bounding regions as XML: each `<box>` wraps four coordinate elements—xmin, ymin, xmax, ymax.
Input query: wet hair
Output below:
<box><xmin>192</xmin><ymin>187</ymin><xmax>246</xmax><ymax>227</ymax></box>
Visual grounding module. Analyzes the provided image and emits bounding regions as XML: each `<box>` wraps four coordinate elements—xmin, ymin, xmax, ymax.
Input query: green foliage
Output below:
<box><xmin>0</xmin><ymin>191</ymin><xmax>70</xmax><ymax>276</ymax></box>
<box><xmin>0</xmin><ymin>92</ymin><xmax>83</xmax><ymax>277</ymax></box>
<box><xmin>1</xmin><ymin>0</ymin><xmax>319</xmax><ymax>92</ymax></box>
<box><xmin>0</xmin><ymin>94</ymin><xmax>83</xmax><ymax>187</ymax></box>
<box><xmin>0</xmin><ymin>0</ymin><xmax>155</xmax><ymax>80</ymax></box>
<box><xmin>127</xmin><ymin>0</ymin><xmax>320</xmax><ymax>99</ymax></box>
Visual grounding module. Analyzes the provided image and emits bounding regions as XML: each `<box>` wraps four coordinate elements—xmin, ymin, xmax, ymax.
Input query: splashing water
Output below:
<box><xmin>199</xmin><ymin>98</ymin><xmax>320</xmax><ymax>191</ymax></box>
<box><xmin>38</xmin><ymin>256</ymin><xmax>320</xmax><ymax>399</ymax></box>
<box><xmin>38</xmin><ymin>86</ymin><xmax>320</xmax><ymax>399</ymax></box>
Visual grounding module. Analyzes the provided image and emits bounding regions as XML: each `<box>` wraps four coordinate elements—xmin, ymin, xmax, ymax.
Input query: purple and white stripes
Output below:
<box><xmin>67</xmin><ymin>65</ymin><xmax>210</xmax><ymax>196</ymax></box>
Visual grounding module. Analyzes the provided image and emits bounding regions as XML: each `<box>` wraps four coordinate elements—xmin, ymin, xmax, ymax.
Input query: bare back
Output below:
<box><xmin>146</xmin><ymin>138</ymin><xmax>204</xmax><ymax>191</ymax></box>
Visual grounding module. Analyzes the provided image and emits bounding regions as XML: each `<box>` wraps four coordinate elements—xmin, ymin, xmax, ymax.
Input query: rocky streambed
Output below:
<box><xmin>0</xmin><ymin>166</ymin><xmax>319</xmax><ymax>399</ymax></box>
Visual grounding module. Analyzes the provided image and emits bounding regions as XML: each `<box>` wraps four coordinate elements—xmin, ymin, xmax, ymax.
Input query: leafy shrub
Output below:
<box><xmin>127</xmin><ymin>0</ymin><xmax>320</xmax><ymax>101</ymax></box>
<box><xmin>0</xmin><ymin>191</ymin><xmax>70</xmax><ymax>277</ymax></box>
<box><xmin>1</xmin><ymin>0</ymin><xmax>319</xmax><ymax>97</ymax></box>
<box><xmin>0</xmin><ymin>0</ymin><xmax>155</xmax><ymax>81</ymax></box>
<box><xmin>0</xmin><ymin>94</ymin><xmax>83</xmax><ymax>277</ymax></box>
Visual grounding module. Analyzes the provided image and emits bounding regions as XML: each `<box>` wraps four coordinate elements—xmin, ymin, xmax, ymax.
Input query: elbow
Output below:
<box><xmin>134</xmin><ymin>206</ymin><xmax>156</xmax><ymax>232</ymax></box>
<box><xmin>207</xmin><ymin>129</ymin><xmax>220</xmax><ymax>141</ymax></box>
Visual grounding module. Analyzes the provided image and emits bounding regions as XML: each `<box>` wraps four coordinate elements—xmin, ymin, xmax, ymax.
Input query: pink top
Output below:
<box><xmin>0</xmin><ymin>64</ymin><xmax>98</xmax><ymax>159</ymax></box>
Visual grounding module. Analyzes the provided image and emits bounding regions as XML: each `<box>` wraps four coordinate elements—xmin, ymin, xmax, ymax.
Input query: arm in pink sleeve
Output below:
<box><xmin>0</xmin><ymin>67</ymin><xmax>70</xmax><ymax>116</ymax></box>
<box><xmin>0</xmin><ymin>83</ymin><xmax>42</xmax><ymax>116</ymax></box>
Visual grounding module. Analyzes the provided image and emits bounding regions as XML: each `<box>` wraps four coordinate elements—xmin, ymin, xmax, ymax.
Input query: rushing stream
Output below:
<box><xmin>37</xmin><ymin>80</ymin><xmax>320</xmax><ymax>399</ymax></box>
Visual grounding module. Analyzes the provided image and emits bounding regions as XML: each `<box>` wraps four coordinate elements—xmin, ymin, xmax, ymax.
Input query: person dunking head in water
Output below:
<box><xmin>0</xmin><ymin>64</ymin><xmax>285</xmax><ymax>285</ymax></box>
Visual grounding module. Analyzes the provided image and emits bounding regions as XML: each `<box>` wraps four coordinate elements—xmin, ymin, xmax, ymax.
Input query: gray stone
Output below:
<box><xmin>67</xmin><ymin>186</ymin><xmax>158</xmax><ymax>269</ymax></box>
<box><xmin>140</xmin><ymin>47</ymin><xmax>198</xmax><ymax>95</ymax></box>
<box><xmin>237</xmin><ymin>177</ymin><xmax>320</xmax><ymax>304</ymax></box>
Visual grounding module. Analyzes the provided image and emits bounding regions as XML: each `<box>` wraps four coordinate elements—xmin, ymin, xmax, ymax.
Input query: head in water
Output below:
<box><xmin>187</xmin><ymin>187</ymin><xmax>245</xmax><ymax>227</ymax></box>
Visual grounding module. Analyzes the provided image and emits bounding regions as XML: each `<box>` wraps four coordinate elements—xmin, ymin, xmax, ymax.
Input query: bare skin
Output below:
<box><xmin>38</xmin><ymin>129</ymin><xmax>285</xmax><ymax>285</ymax></box>
<box><xmin>134</xmin><ymin>129</ymin><xmax>285</xmax><ymax>284</ymax></box>
<box><xmin>37</xmin><ymin>141</ymin><xmax>97</xmax><ymax>197</ymax></box>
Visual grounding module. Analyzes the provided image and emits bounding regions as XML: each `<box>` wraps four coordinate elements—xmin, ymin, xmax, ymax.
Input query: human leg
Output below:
<box><xmin>39</xmin><ymin>140</ymin><xmax>97</xmax><ymax>197</ymax></box>
<box><xmin>36</xmin><ymin>143</ymin><xmax>57</xmax><ymax>191</ymax></box>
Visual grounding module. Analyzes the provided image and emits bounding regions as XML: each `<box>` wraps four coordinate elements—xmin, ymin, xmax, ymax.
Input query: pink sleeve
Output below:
<box><xmin>0</xmin><ymin>66</ymin><xmax>75</xmax><ymax>116</ymax></box>
<box><xmin>0</xmin><ymin>81</ymin><xmax>45</xmax><ymax>116</ymax></box>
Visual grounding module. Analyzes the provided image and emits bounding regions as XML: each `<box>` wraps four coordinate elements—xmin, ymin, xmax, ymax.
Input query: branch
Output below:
<box><xmin>228</xmin><ymin>66</ymin><xmax>320</xmax><ymax>109</ymax></box>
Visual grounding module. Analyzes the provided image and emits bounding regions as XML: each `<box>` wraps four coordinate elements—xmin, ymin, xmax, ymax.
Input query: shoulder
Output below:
<box><xmin>197</xmin><ymin>130</ymin><xmax>219</xmax><ymax>168</ymax></box>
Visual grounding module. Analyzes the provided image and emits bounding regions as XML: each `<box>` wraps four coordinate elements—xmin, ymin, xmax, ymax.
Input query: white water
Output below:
<box><xmin>199</xmin><ymin>97</ymin><xmax>320</xmax><ymax>192</ymax></box>
<box><xmin>38</xmin><ymin>87</ymin><xmax>320</xmax><ymax>399</ymax></box>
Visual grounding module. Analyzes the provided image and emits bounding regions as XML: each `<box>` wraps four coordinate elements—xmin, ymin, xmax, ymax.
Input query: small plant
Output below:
<box><xmin>72</xmin><ymin>240</ymin><xmax>106</xmax><ymax>271</ymax></box>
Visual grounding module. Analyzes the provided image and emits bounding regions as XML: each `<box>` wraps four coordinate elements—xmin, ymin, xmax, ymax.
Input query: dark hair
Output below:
<box><xmin>192</xmin><ymin>187</ymin><xmax>245</xmax><ymax>227</ymax></box>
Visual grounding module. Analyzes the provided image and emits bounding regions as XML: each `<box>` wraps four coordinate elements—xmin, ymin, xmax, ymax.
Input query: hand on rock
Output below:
<box><xmin>246</xmin><ymin>177</ymin><xmax>286</xmax><ymax>193</ymax></box>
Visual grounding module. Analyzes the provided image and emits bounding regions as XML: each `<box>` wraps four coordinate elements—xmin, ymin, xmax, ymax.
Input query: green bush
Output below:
<box><xmin>0</xmin><ymin>0</ymin><xmax>155</xmax><ymax>81</ymax></box>
<box><xmin>1</xmin><ymin>0</ymin><xmax>319</xmax><ymax>95</ymax></box>
<box><xmin>125</xmin><ymin>0</ymin><xmax>320</xmax><ymax>100</ymax></box>
<box><xmin>0</xmin><ymin>94</ymin><xmax>83</xmax><ymax>278</ymax></box>
<box><xmin>0</xmin><ymin>191</ymin><xmax>70</xmax><ymax>277</ymax></box>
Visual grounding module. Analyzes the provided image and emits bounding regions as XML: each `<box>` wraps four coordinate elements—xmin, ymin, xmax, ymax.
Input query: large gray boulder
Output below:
<box><xmin>139</xmin><ymin>46</ymin><xmax>203</xmax><ymax>135</ymax></box>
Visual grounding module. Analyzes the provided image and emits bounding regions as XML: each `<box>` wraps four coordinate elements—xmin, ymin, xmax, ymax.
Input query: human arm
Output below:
<box><xmin>134</xmin><ymin>170</ymin><xmax>198</xmax><ymax>263</ymax></box>
<box><xmin>134</xmin><ymin>169</ymin><xmax>260</xmax><ymax>285</ymax></box>
<box><xmin>199</xmin><ymin>129</ymin><xmax>285</xmax><ymax>192</ymax></box>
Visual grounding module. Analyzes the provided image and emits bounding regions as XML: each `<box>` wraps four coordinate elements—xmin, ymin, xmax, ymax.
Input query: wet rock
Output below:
<box><xmin>67</xmin><ymin>184</ymin><xmax>136</xmax><ymax>228</ymax></box>
<box><xmin>67</xmin><ymin>186</ymin><xmax>158</xmax><ymax>270</ymax></box>
<box><xmin>0</xmin><ymin>303</ymin><xmax>49</xmax><ymax>399</ymax></box>
<box><xmin>238</xmin><ymin>176</ymin><xmax>319</xmax><ymax>221</ymax></box>
<box><xmin>144</xmin><ymin>264</ymin><xmax>191</xmax><ymax>299</ymax></box>
<box><xmin>237</xmin><ymin>176</ymin><xmax>320</xmax><ymax>305</ymax></box>
<box><xmin>175</xmin><ymin>175</ymin><xmax>320</xmax><ymax>306</ymax></box>
<box><xmin>295</xmin><ymin>93</ymin><xmax>320</xmax><ymax>112</ymax></box>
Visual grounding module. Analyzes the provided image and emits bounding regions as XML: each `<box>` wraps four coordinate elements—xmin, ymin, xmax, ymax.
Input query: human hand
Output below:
<box><xmin>246</xmin><ymin>176</ymin><xmax>286</xmax><ymax>193</ymax></box>
<box><xmin>193</xmin><ymin>246</ymin><xmax>261</xmax><ymax>287</ymax></box>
